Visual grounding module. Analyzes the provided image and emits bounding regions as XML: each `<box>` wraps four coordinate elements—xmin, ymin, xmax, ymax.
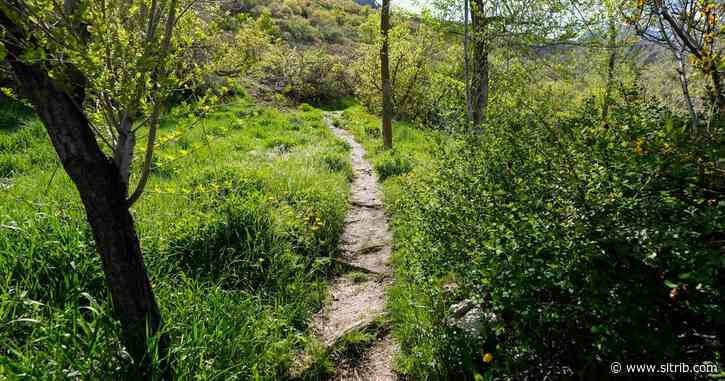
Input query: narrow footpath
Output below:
<box><xmin>312</xmin><ymin>111</ymin><xmax>397</xmax><ymax>380</ymax></box>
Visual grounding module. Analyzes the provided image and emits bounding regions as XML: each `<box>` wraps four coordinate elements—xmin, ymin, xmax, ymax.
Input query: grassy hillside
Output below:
<box><xmin>2</xmin><ymin>0</ymin><xmax>724</xmax><ymax>379</ymax></box>
<box><xmin>0</xmin><ymin>96</ymin><xmax>352</xmax><ymax>379</ymax></box>
<box><xmin>226</xmin><ymin>0</ymin><xmax>374</xmax><ymax>46</ymax></box>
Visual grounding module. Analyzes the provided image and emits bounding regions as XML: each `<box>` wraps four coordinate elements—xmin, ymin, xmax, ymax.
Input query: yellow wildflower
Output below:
<box><xmin>483</xmin><ymin>352</ymin><xmax>493</xmax><ymax>363</ymax></box>
<box><xmin>634</xmin><ymin>138</ymin><xmax>645</xmax><ymax>156</ymax></box>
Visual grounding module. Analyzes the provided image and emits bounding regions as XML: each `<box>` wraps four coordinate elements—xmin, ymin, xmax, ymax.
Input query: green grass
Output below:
<box><xmin>0</xmin><ymin>96</ymin><xmax>351</xmax><ymax>379</ymax></box>
<box><xmin>336</xmin><ymin>105</ymin><xmax>438</xmax><ymax>218</ymax></box>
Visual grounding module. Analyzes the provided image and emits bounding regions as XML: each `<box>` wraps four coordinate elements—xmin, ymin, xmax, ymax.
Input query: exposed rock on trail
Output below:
<box><xmin>312</xmin><ymin>111</ymin><xmax>397</xmax><ymax>380</ymax></box>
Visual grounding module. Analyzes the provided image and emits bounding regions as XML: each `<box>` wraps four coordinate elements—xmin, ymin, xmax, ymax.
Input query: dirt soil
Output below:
<box><xmin>312</xmin><ymin>112</ymin><xmax>397</xmax><ymax>381</ymax></box>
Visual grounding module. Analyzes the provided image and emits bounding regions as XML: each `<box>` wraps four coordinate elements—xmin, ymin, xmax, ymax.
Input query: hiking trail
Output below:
<box><xmin>312</xmin><ymin>111</ymin><xmax>398</xmax><ymax>380</ymax></box>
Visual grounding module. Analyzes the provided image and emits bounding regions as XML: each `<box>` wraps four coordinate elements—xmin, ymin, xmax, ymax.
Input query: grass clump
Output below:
<box><xmin>348</xmin><ymin>272</ymin><xmax>368</xmax><ymax>283</ymax></box>
<box><xmin>373</xmin><ymin>152</ymin><xmax>414</xmax><ymax>181</ymax></box>
<box><xmin>319</xmin><ymin>151</ymin><xmax>353</xmax><ymax>181</ymax></box>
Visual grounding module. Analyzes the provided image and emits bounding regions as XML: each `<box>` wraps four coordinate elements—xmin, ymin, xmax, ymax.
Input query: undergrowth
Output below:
<box><xmin>340</xmin><ymin>97</ymin><xmax>725</xmax><ymax>380</ymax></box>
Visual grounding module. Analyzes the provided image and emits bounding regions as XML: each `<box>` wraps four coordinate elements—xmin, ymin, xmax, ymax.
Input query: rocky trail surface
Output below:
<box><xmin>311</xmin><ymin>111</ymin><xmax>398</xmax><ymax>381</ymax></box>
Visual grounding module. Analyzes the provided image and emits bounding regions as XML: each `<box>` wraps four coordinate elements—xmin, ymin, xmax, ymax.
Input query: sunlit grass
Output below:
<box><xmin>0</xmin><ymin>97</ymin><xmax>351</xmax><ymax>379</ymax></box>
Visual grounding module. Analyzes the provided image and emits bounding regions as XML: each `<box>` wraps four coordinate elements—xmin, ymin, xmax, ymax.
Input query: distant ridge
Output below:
<box><xmin>354</xmin><ymin>0</ymin><xmax>379</xmax><ymax>8</ymax></box>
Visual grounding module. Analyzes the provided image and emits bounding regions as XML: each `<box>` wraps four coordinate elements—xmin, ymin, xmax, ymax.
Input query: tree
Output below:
<box><xmin>0</xmin><ymin>0</ymin><xmax>207</xmax><ymax>376</ymax></box>
<box><xmin>455</xmin><ymin>0</ymin><xmax>589</xmax><ymax>131</ymax></box>
<box><xmin>353</xmin><ymin>19</ymin><xmax>445</xmax><ymax>123</ymax></box>
<box><xmin>602</xmin><ymin>2</ymin><xmax>618</xmax><ymax>123</ymax></box>
<box><xmin>628</xmin><ymin>0</ymin><xmax>725</xmax><ymax>118</ymax></box>
<box><xmin>467</xmin><ymin>0</ymin><xmax>489</xmax><ymax>130</ymax></box>
<box><xmin>381</xmin><ymin>0</ymin><xmax>393</xmax><ymax>149</ymax></box>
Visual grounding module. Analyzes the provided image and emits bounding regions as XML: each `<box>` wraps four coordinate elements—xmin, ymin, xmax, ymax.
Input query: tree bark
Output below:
<box><xmin>463</xmin><ymin>0</ymin><xmax>472</xmax><ymax>123</ymax></box>
<box><xmin>0</xmin><ymin>10</ymin><xmax>168</xmax><ymax>378</ymax></box>
<box><xmin>601</xmin><ymin>12</ymin><xmax>617</xmax><ymax>123</ymax></box>
<box><xmin>711</xmin><ymin>69</ymin><xmax>725</xmax><ymax>117</ymax></box>
<box><xmin>470</xmin><ymin>0</ymin><xmax>489</xmax><ymax>131</ymax></box>
<box><xmin>380</xmin><ymin>0</ymin><xmax>393</xmax><ymax>149</ymax></box>
<box><xmin>675</xmin><ymin>50</ymin><xmax>698</xmax><ymax>129</ymax></box>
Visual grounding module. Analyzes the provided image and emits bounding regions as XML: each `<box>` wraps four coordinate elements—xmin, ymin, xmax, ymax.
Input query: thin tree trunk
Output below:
<box><xmin>0</xmin><ymin>12</ymin><xmax>169</xmax><ymax>378</ymax></box>
<box><xmin>675</xmin><ymin>50</ymin><xmax>698</xmax><ymax>129</ymax></box>
<box><xmin>601</xmin><ymin>13</ymin><xmax>617</xmax><ymax>123</ymax></box>
<box><xmin>470</xmin><ymin>0</ymin><xmax>489</xmax><ymax>131</ymax></box>
<box><xmin>463</xmin><ymin>0</ymin><xmax>472</xmax><ymax>122</ymax></box>
<box><xmin>711</xmin><ymin>69</ymin><xmax>725</xmax><ymax>117</ymax></box>
<box><xmin>380</xmin><ymin>0</ymin><xmax>393</xmax><ymax>149</ymax></box>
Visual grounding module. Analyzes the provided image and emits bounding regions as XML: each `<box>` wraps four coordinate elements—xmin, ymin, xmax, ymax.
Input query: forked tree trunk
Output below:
<box><xmin>1</xmin><ymin>12</ymin><xmax>169</xmax><ymax>378</ymax></box>
<box><xmin>381</xmin><ymin>0</ymin><xmax>393</xmax><ymax>149</ymax></box>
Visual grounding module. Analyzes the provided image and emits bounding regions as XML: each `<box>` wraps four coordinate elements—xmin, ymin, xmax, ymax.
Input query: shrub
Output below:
<box><xmin>281</xmin><ymin>15</ymin><xmax>320</xmax><ymax>43</ymax></box>
<box><xmin>255</xmin><ymin>46</ymin><xmax>355</xmax><ymax>104</ymax></box>
<box><xmin>389</xmin><ymin>92</ymin><xmax>725</xmax><ymax>379</ymax></box>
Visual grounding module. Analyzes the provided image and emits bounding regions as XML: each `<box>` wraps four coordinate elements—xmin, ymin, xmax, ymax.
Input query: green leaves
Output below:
<box><xmin>385</xmin><ymin>83</ymin><xmax>725</xmax><ymax>378</ymax></box>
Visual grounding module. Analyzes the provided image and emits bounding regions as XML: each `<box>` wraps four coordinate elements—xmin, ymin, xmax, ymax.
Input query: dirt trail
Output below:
<box><xmin>313</xmin><ymin>111</ymin><xmax>397</xmax><ymax>380</ymax></box>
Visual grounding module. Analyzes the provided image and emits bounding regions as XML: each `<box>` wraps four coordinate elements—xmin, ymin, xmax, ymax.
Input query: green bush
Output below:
<box><xmin>387</xmin><ymin>92</ymin><xmax>725</xmax><ymax>379</ymax></box>
<box><xmin>255</xmin><ymin>46</ymin><xmax>356</xmax><ymax>104</ymax></box>
<box><xmin>281</xmin><ymin>15</ymin><xmax>320</xmax><ymax>43</ymax></box>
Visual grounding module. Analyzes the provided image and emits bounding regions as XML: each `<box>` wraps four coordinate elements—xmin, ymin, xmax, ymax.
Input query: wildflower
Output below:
<box><xmin>634</xmin><ymin>138</ymin><xmax>645</xmax><ymax>156</ymax></box>
<box><xmin>483</xmin><ymin>352</ymin><xmax>493</xmax><ymax>363</ymax></box>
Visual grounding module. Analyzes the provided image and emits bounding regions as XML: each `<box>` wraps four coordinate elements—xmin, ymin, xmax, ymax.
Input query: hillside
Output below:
<box><xmin>1</xmin><ymin>1</ymin><xmax>724</xmax><ymax>380</ymax></box>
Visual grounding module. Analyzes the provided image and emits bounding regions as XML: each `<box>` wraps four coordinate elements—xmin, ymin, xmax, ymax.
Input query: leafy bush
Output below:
<box><xmin>353</xmin><ymin>17</ymin><xmax>466</xmax><ymax>129</ymax></box>
<box><xmin>383</xmin><ymin>91</ymin><xmax>725</xmax><ymax>379</ymax></box>
<box><xmin>280</xmin><ymin>15</ymin><xmax>320</xmax><ymax>43</ymax></box>
<box><xmin>256</xmin><ymin>46</ymin><xmax>355</xmax><ymax>104</ymax></box>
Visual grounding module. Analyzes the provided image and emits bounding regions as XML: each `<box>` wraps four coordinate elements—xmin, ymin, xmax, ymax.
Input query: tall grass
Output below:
<box><xmin>0</xmin><ymin>98</ymin><xmax>351</xmax><ymax>379</ymax></box>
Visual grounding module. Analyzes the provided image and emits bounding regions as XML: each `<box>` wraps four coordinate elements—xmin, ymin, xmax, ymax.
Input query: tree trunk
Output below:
<box><xmin>1</xmin><ymin>13</ymin><xmax>169</xmax><ymax>378</ymax></box>
<box><xmin>675</xmin><ymin>50</ymin><xmax>698</xmax><ymax>130</ymax></box>
<box><xmin>601</xmin><ymin>13</ymin><xmax>617</xmax><ymax>123</ymax></box>
<box><xmin>470</xmin><ymin>0</ymin><xmax>489</xmax><ymax>131</ymax></box>
<box><xmin>380</xmin><ymin>0</ymin><xmax>393</xmax><ymax>149</ymax></box>
<box><xmin>463</xmin><ymin>0</ymin><xmax>472</xmax><ymax>123</ymax></box>
<box><xmin>711</xmin><ymin>69</ymin><xmax>725</xmax><ymax>117</ymax></box>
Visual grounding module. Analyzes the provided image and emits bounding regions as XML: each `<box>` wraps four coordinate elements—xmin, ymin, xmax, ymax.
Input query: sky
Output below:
<box><xmin>393</xmin><ymin>0</ymin><xmax>429</xmax><ymax>12</ymax></box>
